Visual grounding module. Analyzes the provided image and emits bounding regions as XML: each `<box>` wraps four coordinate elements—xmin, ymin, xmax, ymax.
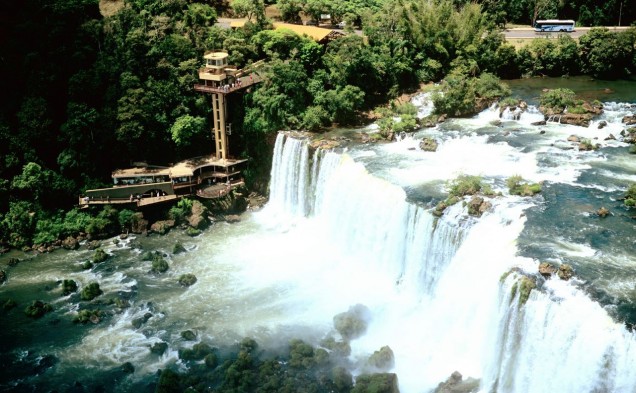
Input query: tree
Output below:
<box><xmin>170</xmin><ymin>115</ymin><xmax>207</xmax><ymax>146</ymax></box>
<box><xmin>277</xmin><ymin>0</ymin><xmax>303</xmax><ymax>23</ymax></box>
<box><xmin>579</xmin><ymin>28</ymin><xmax>634</xmax><ymax>79</ymax></box>
<box><xmin>231</xmin><ymin>0</ymin><xmax>266</xmax><ymax>24</ymax></box>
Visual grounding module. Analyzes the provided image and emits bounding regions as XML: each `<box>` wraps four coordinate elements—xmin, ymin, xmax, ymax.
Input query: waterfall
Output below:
<box><xmin>268</xmin><ymin>133</ymin><xmax>468</xmax><ymax>296</ymax></box>
<box><xmin>268</xmin><ymin>134</ymin><xmax>311</xmax><ymax>217</ymax></box>
<box><xmin>266</xmin><ymin>132</ymin><xmax>636</xmax><ymax>393</ymax></box>
<box><xmin>484</xmin><ymin>275</ymin><xmax>636</xmax><ymax>393</ymax></box>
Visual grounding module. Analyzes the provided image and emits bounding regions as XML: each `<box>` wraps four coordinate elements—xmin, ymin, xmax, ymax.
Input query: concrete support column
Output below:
<box><xmin>211</xmin><ymin>93</ymin><xmax>227</xmax><ymax>160</ymax></box>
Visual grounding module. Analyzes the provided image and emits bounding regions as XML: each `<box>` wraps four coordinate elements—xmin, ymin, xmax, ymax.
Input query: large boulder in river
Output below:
<box><xmin>434</xmin><ymin>371</ymin><xmax>480</xmax><ymax>393</ymax></box>
<box><xmin>130</xmin><ymin>212</ymin><xmax>148</xmax><ymax>234</ymax></box>
<box><xmin>558</xmin><ymin>113</ymin><xmax>594</xmax><ymax>128</ymax></box>
<box><xmin>557</xmin><ymin>264</ymin><xmax>574</xmax><ymax>281</ymax></box>
<box><xmin>334</xmin><ymin>304</ymin><xmax>371</xmax><ymax>341</ymax></box>
<box><xmin>0</xmin><ymin>270</ymin><xmax>6</xmax><ymax>284</ymax></box>
<box><xmin>467</xmin><ymin>196</ymin><xmax>491</xmax><ymax>217</ymax></box>
<box><xmin>150</xmin><ymin>220</ymin><xmax>175</xmax><ymax>235</ymax></box>
<box><xmin>188</xmin><ymin>200</ymin><xmax>209</xmax><ymax>230</ymax></box>
<box><xmin>538</xmin><ymin>262</ymin><xmax>556</xmax><ymax>278</ymax></box>
<box><xmin>62</xmin><ymin>236</ymin><xmax>79</xmax><ymax>250</ymax></box>
<box><xmin>597</xmin><ymin>207</ymin><xmax>611</xmax><ymax>217</ymax></box>
<box><xmin>368</xmin><ymin>346</ymin><xmax>395</xmax><ymax>370</ymax></box>
<box><xmin>420</xmin><ymin>137</ymin><xmax>438</xmax><ymax>152</ymax></box>
<box><xmin>623</xmin><ymin>115</ymin><xmax>636</xmax><ymax>126</ymax></box>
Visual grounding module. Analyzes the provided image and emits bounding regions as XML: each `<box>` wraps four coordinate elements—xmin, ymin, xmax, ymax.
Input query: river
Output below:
<box><xmin>1</xmin><ymin>78</ymin><xmax>636</xmax><ymax>392</ymax></box>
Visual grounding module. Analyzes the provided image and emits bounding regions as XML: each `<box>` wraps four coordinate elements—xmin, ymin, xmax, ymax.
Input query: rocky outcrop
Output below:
<box><xmin>178</xmin><ymin>274</ymin><xmax>197</xmax><ymax>287</ymax></box>
<box><xmin>623</xmin><ymin>115</ymin><xmax>636</xmax><ymax>126</ymax></box>
<box><xmin>434</xmin><ymin>371</ymin><xmax>480</xmax><ymax>393</ymax></box>
<box><xmin>86</xmin><ymin>240</ymin><xmax>101</xmax><ymax>250</ymax></box>
<box><xmin>420</xmin><ymin>137</ymin><xmax>438</xmax><ymax>152</ymax></box>
<box><xmin>540</xmin><ymin>100</ymin><xmax>603</xmax><ymax>128</ymax></box>
<box><xmin>557</xmin><ymin>264</ymin><xmax>574</xmax><ymax>281</ymax></box>
<box><xmin>188</xmin><ymin>200</ymin><xmax>208</xmax><ymax>230</ymax></box>
<box><xmin>333</xmin><ymin>304</ymin><xmax>371</xmax><ymax>341</ymax></box>
<box><xmin>368</xmin><ymin>346</ymin><xmax>395</xmax><ymax>370</ymax></box>
<box><xmin>558</xmin><ymin>113</ymin><xmax>594</xmax><ymax>128</ymax></box>
<box><xmin>131</xmin><ymin>212</ymin><xmax>148</xmax><ymax>234</ymax></box>
<box><xmin>567</xmin><ymin>135</ymin><xmax>580</xmax><ymax>142</ymax></box>
<box><xmin>467</xmin><ymin>196</ymin><xmax>491</xmax><ymax>217</ymax></box>
<box><xmin>150</xmin><ymin>220</ymin><xmax>175</xmax><ymax>235</ymax></box>
<box><xmin>597</xmin><ymin>207</ymin><xmax>610</xmax><ymax>217</ymax></box>
<box><xmin>538</xmin><ymin>262</ymin><xmax>556</xmax><ymax>278</ymax></box>
<box><xmin>578</xmin><ymin>140</ymin><xmax>599</xmax><ymax>151</ymax></box>
<box><xmin>224</xmin><ymin>214</ymin><xmax>241</xmax><ymax>223</ymax></box>
<box><xmin>62</xmin><ymin>236</ymin><xmax>79</xmax><ymax>250</ymax></box>
<box><xmin>24</xmin><ymin>300</ymin><xmax>53</xmax><ymax>318</ymax></box>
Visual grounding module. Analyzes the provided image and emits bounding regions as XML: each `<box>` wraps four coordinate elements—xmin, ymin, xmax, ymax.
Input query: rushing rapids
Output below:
<box><xmin>2</xmin><ymin>85</ymin><xmax>636</xmax><ymax>393</ymax></box>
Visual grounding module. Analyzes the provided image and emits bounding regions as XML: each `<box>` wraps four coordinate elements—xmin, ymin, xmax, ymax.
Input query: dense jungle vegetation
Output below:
<box><xmin>1</xmin><ymin>0</ymin><xmax>635</xmax><ymax>249</ymax></box>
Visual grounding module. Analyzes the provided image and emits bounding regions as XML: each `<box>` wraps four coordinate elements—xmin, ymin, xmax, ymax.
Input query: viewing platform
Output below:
<box><xmin>79</xmin><ymin>156</ymin><xmax>247</xmax><ymax>208</ymax></box>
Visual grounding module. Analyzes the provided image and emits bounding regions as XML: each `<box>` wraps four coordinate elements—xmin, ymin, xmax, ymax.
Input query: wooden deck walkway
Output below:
<box><xmin>79</xmin><ymin>194</ymin><xmax>178</xmax><ymax>208</ymax></box>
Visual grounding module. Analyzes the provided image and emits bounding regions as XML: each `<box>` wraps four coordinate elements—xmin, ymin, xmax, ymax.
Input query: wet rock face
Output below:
<box><xmin>150</xmin><ymin>220</ymin><xmax>175</xmax><ymax>235</ymax></box>
<box><xmin>131</xmin><ymin>213</ymin><xmax>148</xmax><ymax>234</ymax></box>
<box><xmin>188</xmin><ymin>200</ymin><xmax>208</xmax><ymax>229</ymax></box>
<box><xmin>467</xmin><ymin>196</ymin><xmax>491</xmax><ymax>217</ymax></box>
<box><xmin>62</xmin><ymin>236</ymin><xmax>79</xmax><ymax>250</ymax></box>
<box><xmin>434</xmin><ymin>370</ymin><xmax>481</xmax><ymax>393</ymax></box>
<box><xmin>557</xmin><ymin>264</ymin><xmax>574</xmax><ymax>280</ymax></box>
<box><xmin>597</xmin><ymin>207</ymin><xmax>610</xmax><ymax>217</ymax></box>
<box><xmin>538</xmin><ymin>262</ymin><xmax>556</xmax><ymax>278</ymax></box>
<box><xmin>623</xmin><ymin>115</ymin><xmax>636</xmax><ymax>126</ymax></box>
<box><xmin>420</xmin><ymin>137</ymin><xmax>438</xmax><ymax>152</ymax></box>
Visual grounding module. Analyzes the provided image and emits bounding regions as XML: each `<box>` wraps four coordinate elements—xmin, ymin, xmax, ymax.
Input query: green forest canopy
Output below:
<box><xmin>0</xmin><ymin>0</ymin><xmax>635</xmax><ymax>248</ymax></box>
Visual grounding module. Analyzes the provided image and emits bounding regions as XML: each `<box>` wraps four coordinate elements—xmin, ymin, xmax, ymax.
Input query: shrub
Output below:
<box><xmin>368</xmin><ymin>346</ymin><xmax>395</xmax><ymax>370</ymax></box>
<box><xmin>351</xmin><ymin>373</ymin><xmax>398</xmax><ymax>393</ymax></box>
<box><xmin>3</xmin><ymin>299</ymin><xmax>17</xmax><ymax>311</ymax></box>
<box><xmin>173</xmin><ymin>242</ymin><xmax>186</xmax><ymax>254</ymax></box>
<box><xmin>93</xmin><ymin>248</ymin><xmax>108</xmax><ymax>263</ymax></box>
<box><xmin>151</xmin><ymin>255</ymin><xmax>169</xmax><ymax>273</ymax></box>
<box><xmin>169</xmin><ymin>198</ymin><xmax>194</xmax><ymax>223</ymax></box>
<box><xmin>73</xmin><ymin>309</ymin><xmax>101</xmax><ymax>324</ymax></box>
<box><xmin>24</xmin><ymin>300</ymin><xmax>53</xmax><ymax>318</ymax></box>
<box><xmin>185</xmin><ymin>227</ymin><xmax>201</xmax><ymax>237</ymax></box>
<box><xmin>62</xmin><ymin>279</ymin><xmax>78</xmax><ymax>295</ymax></box>
<box><xmin>179</xmin><ymin>343</ymin><xmax>213</xmax><ymax>361</ymax></box>
<box><xmin>81</xmin><ymin>282</ymin><xmax>103</xmax><ymax>301</ymax></box>
<box><xmin>507</xmin><ymin>175</ymin><xmax>542</xmax><ymax>196</ymax></box>
<box><xmin>118</xmin><ymin>209</ymin><xmax>135</xmax><ymax>231</ymax></box>
<box><xmin>178</xmin><ymin>274</ymin><xmax>197</xmax><ymax>287</ymax></box>
<box><xmin>540</xmin><ymin>88</ymin><xmax>576</xmax><ymax>112</ymax></box>
<box><xmin>81</xmin><ymin>260</ymin><xmax>93</xmax><ymax>270</ymax></box>
<box><xmin>333</xmin><ymin>304</ymin><xmax>371</xmax><ymax>341</ymax></box>
<box><xmin>449</xmin><ymin>175</ymin><xmax>484</xmax><ymax>197</ymax></box>
<box><xmin>289</xmin><ymin>339</ymin><xmax>315</xmax><ymax>369</ymax></box>
<box><xmin>624</xmin><ymin>184</ymin><xmax>636</xmax><ymax>206</ymax></box>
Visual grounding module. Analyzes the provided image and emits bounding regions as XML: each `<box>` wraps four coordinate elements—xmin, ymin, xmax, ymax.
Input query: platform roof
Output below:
<box><xmin>169</xmin><ymin>156</ymin><xmax>248</xmax><ymax>178</ymax></box>
<box><xmin>112</xmin><ymin>166</ymin><xmax>171</xmax><ymax>179</ymax></box>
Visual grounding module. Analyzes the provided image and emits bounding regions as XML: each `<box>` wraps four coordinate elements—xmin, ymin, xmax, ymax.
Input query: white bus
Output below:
<box><xmin>534</xmin><ymin>19</ymin><xmax>576</xmax><ymax>32</ymax></box>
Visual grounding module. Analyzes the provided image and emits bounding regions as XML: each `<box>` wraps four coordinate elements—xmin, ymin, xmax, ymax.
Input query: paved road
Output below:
<box><xmin>217</xmin><ymin>18</ymin><xmax>630</xmax><ymax>40</ymax></box>
<box><xmin>504</xmin><ymin>26</ymin><xmax>631</xmax><ymax>39</ymax></box>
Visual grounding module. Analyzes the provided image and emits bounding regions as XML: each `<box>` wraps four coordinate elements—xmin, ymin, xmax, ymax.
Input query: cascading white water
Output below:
<box><xmin>484</xmin><ymin>275</ymin><xmax>636</xmax><ymax>393</ymax></box>
<box><xmin>266</xmin><ymin>130</ymin><xmax>636</xmax><ymax>393</ymax></box>
<box><xmin>268</xmin><ymin>133</ymin><xmax>467</xmax><ymax>296</ymax></box>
